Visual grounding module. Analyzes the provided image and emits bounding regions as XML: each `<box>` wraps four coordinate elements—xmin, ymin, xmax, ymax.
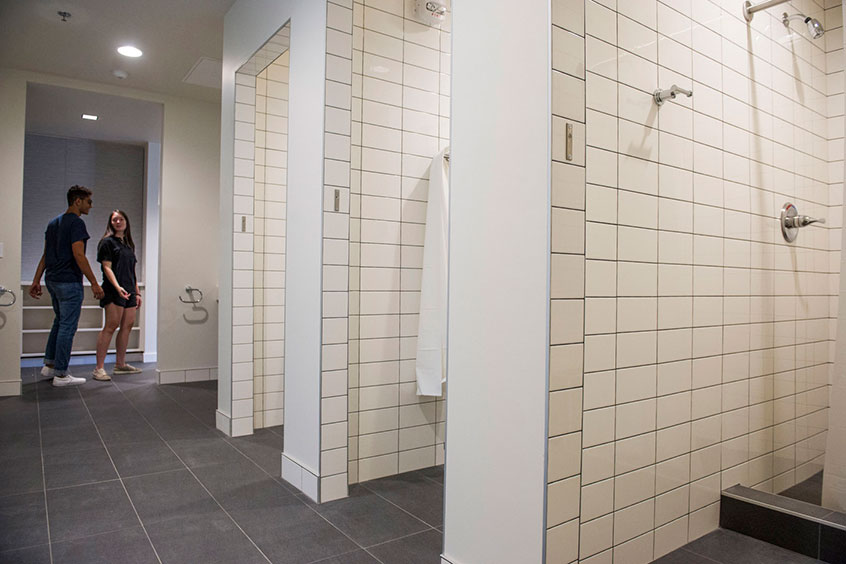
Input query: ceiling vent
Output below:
<box><xmin>182</xmin><ymin>57</ymin><xmax>222</xmax><ymax>89</ymax></box>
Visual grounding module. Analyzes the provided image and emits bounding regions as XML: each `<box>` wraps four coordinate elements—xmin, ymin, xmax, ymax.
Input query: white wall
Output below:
<box><xmin>0</xmin><ymin>70</ymin><xmax>27</xmax><ymax>396</ymax></box>
<box><xmin>0</xmin><ymin>68</ymin><xmax>219</xmax><ymax>393</ymax></box>
<box><xmin>442</xmin><ymin>1</ymin><xmax>551</xmax><ymax>563</ymax></box>
<box><xmin>157</xmin><ymin>97</ymin><xmax>220</xmax><ymax>376</ymax></box>
<box><xmin>221</xmin><ymin>0</ymin><xmax>326</xmax><ymax>474</ymax></box>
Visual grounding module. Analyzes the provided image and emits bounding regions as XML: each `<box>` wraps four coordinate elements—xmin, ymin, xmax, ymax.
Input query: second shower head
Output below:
<box><xmin>783</xmin><ymin>12</ymin><xmax>825</xmax><ymax>39</ymax></box>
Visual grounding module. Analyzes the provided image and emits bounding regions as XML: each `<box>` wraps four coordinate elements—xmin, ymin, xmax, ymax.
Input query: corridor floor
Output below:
<box><xmin>0</xmin><ymin>365</ymin><xmax>443</xmax><ymax>564</ymax></box>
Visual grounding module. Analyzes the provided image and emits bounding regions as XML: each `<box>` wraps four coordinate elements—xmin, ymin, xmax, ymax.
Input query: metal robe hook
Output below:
<box><xmin>0</xmin><ymin>286</ymin><xmax>16</xmax><ymax>307</ymax></box>
<box><xmin>653</xmin><ymin>85</ymin><xmax>693</xmax><ymax>106</ymax></box>
<box><xmin>179</xmin><ymin>286</ymin><xmax>204</xmax><ymax>304</ymax></box>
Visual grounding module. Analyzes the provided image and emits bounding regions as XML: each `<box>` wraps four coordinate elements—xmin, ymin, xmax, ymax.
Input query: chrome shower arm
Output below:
<box><xmin>743</xmin><ymin>0</ymin><xmax>790</xmax><ymax>22</ymax></box>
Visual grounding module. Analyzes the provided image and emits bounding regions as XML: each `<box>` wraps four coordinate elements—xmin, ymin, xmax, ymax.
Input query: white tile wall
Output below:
<box><xmin>348</xmin><ymin>0</ymin><xmax>450</xmax><ymax>484</ymax></box>
<box><xmin>548</xmin><ymin>1</ymin><xmax>841</xmax><ymax>563</ymax></box>
<box><xmin>253</xmin><ymin>51</ymin><xmax>289</xmax><ymax>430</ymax></box>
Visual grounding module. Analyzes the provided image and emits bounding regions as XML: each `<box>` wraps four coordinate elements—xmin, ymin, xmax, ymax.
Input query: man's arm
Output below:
<box><xmin>71</xmin><ymin>241</ymin><xmax>104</xmax><ymax>299</ymax></box>
<box><xmin>29</xmin><ymin>252</ymin><xmax>46</xmax><ymax>299</ymax></box>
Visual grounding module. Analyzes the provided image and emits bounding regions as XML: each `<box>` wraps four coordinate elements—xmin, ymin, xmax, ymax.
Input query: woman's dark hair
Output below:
<box><xmin>66</xmin><ymin>185</ymin><xmax>92</xmax><ymax>206</ymax></box>
<box><xmin>102</xmin><ymin>210</ymin><xmax>135</xmax><ymax>249</ymax></box>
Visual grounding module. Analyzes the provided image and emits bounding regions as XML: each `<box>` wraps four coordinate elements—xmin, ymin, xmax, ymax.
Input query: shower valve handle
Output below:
<box><xmin>788</xmin><ymin>215</ymin><xmax>825</xmax><ymax>228</ymax></box>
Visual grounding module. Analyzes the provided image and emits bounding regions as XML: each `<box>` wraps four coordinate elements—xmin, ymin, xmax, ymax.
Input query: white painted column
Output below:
<box><xmin>0</xmin><ymin>71</ymin><xmax>26</xmax><ymax>396</ymax></box>
<box><xmin>442</xmin><ymin>1</ymin><xmax>551</xmax><ymax>562</ymax></box>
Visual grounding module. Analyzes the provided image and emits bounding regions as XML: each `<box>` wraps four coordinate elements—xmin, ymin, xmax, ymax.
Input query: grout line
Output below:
<box><xmin>34</xmin><ymin>374</ymin><xmax>55</xmax><ymax>564</ymax></box>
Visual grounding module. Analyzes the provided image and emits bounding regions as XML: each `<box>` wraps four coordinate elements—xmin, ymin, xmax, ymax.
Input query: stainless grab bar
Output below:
<box><xmin>179</xmin><ymin>285</ymin><xmax>204</xmax><ymax>304</ymax></box>
<box><xmin>0</xmin><ymin>286</ymin><xmax>17</xmax><ymax>307</ymax></box>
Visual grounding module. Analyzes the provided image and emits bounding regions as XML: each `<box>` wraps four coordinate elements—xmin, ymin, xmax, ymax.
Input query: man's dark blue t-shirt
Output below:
<box><xmin>44</xmin><ymin>213</ymin><xmax>89</xmax><ymax>284</ymax></box>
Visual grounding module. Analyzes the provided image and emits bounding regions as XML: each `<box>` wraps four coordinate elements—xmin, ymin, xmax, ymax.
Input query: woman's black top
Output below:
<box><xmin>97</xmin><ymin>236</ymin><xmax>137</xmax><ymax>307</ymax></box>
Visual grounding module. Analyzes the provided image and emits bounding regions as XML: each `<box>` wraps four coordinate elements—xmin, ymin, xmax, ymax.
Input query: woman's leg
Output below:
<box><xmin>95</xmin><ymin>304</ymin><xmax>123</xmax><ymax>370</ymax></box>
<box><xmin>115</xmin><ymin>306</ymin><xmax>137</xmax><ymax>367</ymax></box>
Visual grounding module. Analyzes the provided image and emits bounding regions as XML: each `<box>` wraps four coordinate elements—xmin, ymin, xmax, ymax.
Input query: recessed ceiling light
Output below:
<box><xmin>117</xmin><ymin>45</ymin><xmax>142</xmax><ymax>58</ymax></box>
<box><xmin>81</xmin><ymin>114</ymin><xmax>98</xmax><ymax>121</ymax></box>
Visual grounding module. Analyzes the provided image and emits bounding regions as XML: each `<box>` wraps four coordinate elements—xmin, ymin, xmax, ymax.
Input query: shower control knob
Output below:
<box><xmin>780</xmin><ymin>202</ymin><xmax>825</xmax><ymax>243</ymax></box>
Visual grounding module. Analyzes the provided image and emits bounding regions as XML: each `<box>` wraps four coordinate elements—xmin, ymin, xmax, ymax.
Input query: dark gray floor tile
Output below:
<box><xmin>0</xmin><ymin>491</ymin><xmax>48</xmax><ymax>551</ymax></box>
<box><xmin>166</xmin><ymin>436</ymin><xmax>245</xmax><ymax>468</ymax></box>
<box><xmin>416</xmin><ymin>465</ymin><xmax>444</xmax><ymax>484</ymax></box>
<box><xmin>145</xmin><ymin>513</ymin><xmax>269</xmax><ymax>564</ymax></box>
<box><xmin>107</xmin><ymin>440</ymin><xmax>184</xmax><ymax>477</ymax></box>
<box><xmin>46</xmin><ymin>480</ymin><xmax>138</xmax><ymax>542</ymax></box>
<box><xmin>192</xmin><ymin>458</ymin><xmax>292</xmax><ymax>512</ymax></box>
<box><xmin>0</xmin><ymin>429</ymin><xmax>42</xmax><ymax>460</ymax></box>
<box><xmin>363</xmin><ymin>470</ymin><xmax>444</xmax><ymax>527</ymax></box>
<box><xmin>123</xmin><ymin>469</ymin><xmax>218</xmax><ymax>524</ymax></box>
<box><xmin>39</xmin><ymin>405</ymin><xmax>89</xmax><ymax>430</ymax></box>
<box><xmin>368</xmin><ymin>529</ymin><xmax>443</xmax><ymax>564</ymax></box>
<box><xmin>0</xmin><ymin>454</ymin><xmax>44</xmax><ymax>496</ymax></box>
<box><xmin>309</xmin><ymin>549</ymin><xmax>381</xmax><ymax>564</ymax></box>
<box><xmin>652</xmin><ymin>547</ymin><xmax>720</xmax><ymax>564</ymax></box>
<box><xmin>152</xmin><ymin>419</ymin><xmax>220</xmax><ymax>441</ymax></box>
<box><xmin>0</xmin><ymin>543</ymin><xmax>51</xmax><ymax>564</ymax></box>
<box><xmin>40</xmin><ymin>423</ymin><xmax>102</xmax><ymax>455</ymax></box>
<box><xmin>43</xmin><ymin>447</ymin><xmax>116</xmax><ymax>489</ymax></box>
<box><xmin>685</xmin><ymin>529</ymin><xmax>820</xmax><ymax>564</ymax></box>
<box><xmin>314</xmin><ymin>485</ymin><xmax>430</xmax><ymax>547</ymax></box>
<box><xmin>96</xmin><ymin>418</ymin><xmax>160</xmax><ymax>445</ymax></box>
<box><xmin>52</xmin><ymin>526</ymin><xmax>159</xmax><ymax>564</ymax></box>
<box><xmin>226</xmin><ymin>428</ymin><xmax>285</xmax><ymax>476</ymax></box>
<box><xmin>779</xmin><ymin>471</ymin><xmax>823</xmax><ymax>506</ymax></box>
<box><xmin>229</xmin><ymin>495</ymin><xmax>358</xmax><ymax>564</ymax></box>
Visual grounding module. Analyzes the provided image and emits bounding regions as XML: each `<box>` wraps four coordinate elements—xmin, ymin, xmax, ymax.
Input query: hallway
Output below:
<box><xmin>0</xmin><ymin>366</ymin><xmax>443</xmax><ymax>563</ymax></box>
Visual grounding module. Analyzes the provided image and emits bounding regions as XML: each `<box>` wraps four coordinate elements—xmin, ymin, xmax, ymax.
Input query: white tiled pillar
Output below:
<box><xmin>320</xmin><ymin>0</ymin><xmax>354</xmax><ymax>502</ymax></box>
<box><xmin>546</xmin><ymin>2</ymin><xmax>586</xmax><ymax>563</ymax></box>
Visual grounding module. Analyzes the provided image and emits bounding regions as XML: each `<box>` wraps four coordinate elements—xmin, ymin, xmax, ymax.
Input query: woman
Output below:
<box><xmin>92</xmin><ymin>210</ymin><xmax>142</xmax><ymax>381</ymax></box>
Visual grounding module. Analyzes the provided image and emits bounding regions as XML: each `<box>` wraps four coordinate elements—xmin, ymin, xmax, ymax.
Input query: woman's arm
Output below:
<box><xmin>101</xmin><ymin>260</ymin><xmax>130</xmax><ymax>299</ymax></box>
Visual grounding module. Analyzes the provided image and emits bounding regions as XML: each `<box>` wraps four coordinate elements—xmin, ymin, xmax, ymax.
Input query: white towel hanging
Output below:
<box><xmin>415</xmin><ymin>147</ymin><xmax>449</xmax><ymax>397</ymax></box>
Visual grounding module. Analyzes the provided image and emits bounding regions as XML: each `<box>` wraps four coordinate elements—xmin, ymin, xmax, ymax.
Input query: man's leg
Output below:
<box><xmin>43</xmin><ymin>283</ymin><xmax>62</xmax><ymax>374</ymax></box>
<box><xmin>51</xmin><ymin>282</ymin><xmax>85</xmax><ymax>385</ymax></box>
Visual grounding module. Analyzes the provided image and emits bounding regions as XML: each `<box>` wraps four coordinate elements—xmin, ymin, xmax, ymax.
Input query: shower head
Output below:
<box><xmin>783</xmin><ymin>12</ymin><xmax>825</xmax><ymax>39</ymax></box>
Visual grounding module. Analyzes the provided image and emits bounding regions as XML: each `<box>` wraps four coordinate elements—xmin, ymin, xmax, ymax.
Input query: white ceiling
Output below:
<box><xmin>0</xmin><ymin>0</ymin><xmax>236</xmax><ymax>103</ymax></box>
<box><xmin>26</xmin><ymin>83</ymin><xmax>164</xmax><ymax>144</ymax></box>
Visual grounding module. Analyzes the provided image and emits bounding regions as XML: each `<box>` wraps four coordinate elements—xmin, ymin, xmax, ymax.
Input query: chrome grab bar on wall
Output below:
<box><xmin>0</xmin><ymin>286</ymin><xmax>17</xmax><ymax>307</ymax></box>
<box><xmin>178</xmin><ymin>286</ymin><xmax>204</xmax><ymax>304</ymax></box>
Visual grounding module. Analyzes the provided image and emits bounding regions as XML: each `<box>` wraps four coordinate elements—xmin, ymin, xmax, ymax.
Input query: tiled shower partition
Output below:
<box><xmin>347</xmin><ymin>0</ymin><xmax>451</xmax><ymax>483</ymax></box>
<box><xmin>227</xmin><ymin>25</ymin><xmax>291</xmax><ymax>436</ymax></box>
<box><xmin>546</xmin><ymin>0</ymin><xmax>843</xmax><ymax>562</ymax></box>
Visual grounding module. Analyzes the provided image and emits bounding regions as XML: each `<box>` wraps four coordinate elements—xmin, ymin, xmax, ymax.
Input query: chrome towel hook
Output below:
<box><xmin>0</xmin><ymin>286</ymin><xmax>17</xmax><ymax>307</ymax></box>
<box><xmin>179</xmin><ymin>286</ymin><xmax>204</xmax><ymax>304</ymax></box>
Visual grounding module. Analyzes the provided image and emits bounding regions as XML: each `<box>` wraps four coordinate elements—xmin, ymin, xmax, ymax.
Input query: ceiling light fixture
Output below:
<box><xmin>81</xmin><ymin>114</ymin><xmax>98</xmax><ymax>121</ymax></box>
<box><xmin>117</xmin><ymin>45</ymin><xmax>143</xmax><ymax>58</ymax></box>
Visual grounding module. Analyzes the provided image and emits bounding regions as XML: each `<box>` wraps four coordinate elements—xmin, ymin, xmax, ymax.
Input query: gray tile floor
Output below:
<box><xmin>780</xmin><ymin>471</ymin><xmax>824</xmax><ymax>506</ymax></box>
<box><xmin>654</xmin><ymin>528</ymin><xmax>825</xmax><ymax>563</ymax></box>
<box><xmin>0</xmin><ymin>364</ymin><xmax>443</xmax><ymax>564</ymax></box>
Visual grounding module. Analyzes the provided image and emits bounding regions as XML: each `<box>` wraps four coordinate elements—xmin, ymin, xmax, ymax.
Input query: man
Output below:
<box><xmin>29</xmin><ymin>186</ymin><xmax>105</xmax><ymax>387</ymax></box>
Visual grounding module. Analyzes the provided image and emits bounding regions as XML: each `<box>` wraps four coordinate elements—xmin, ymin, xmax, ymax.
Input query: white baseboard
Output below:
<box><xmin>143</xmin><ymin>352</ymin><xmax>157</xmax><ymax>363</ymax></box>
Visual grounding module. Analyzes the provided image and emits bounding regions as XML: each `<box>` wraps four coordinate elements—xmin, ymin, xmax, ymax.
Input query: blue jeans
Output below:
<box><xmin>45</xmin><ymin>281</ymin><xmax>84</xmax><ymax>374</ymax></box>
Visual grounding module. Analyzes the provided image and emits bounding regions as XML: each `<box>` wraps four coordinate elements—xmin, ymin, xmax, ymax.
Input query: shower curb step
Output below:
<box><xmin>720</xmin><ymin>484</ymin><xmax>846</xmax><ymax>563</ymax></box>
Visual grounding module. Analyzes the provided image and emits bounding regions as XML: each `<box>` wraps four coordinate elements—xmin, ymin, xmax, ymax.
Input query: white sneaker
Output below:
<box><xmin>92</xmin><ymin>368</ymin><xmax>111</xmax><ymax>381</ymax></box>
<box><xmin>52</xmin><ymin>374</ymin><xmax>86</xmax><ymax>387</ymax></box>
<box><xmin>41</xmin><ymin>365</ymin><xmax>55</xmax><ymax>377</ymax></box>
